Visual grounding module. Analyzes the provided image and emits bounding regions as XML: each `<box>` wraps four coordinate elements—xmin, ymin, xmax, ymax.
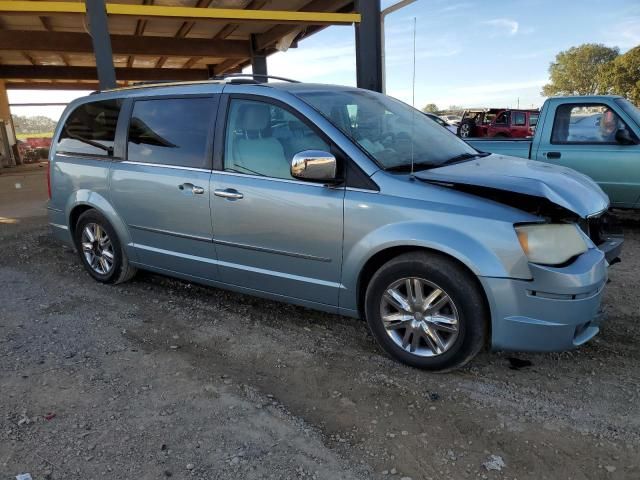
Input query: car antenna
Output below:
<box><xmin>410</xmin><ymin>16</ymin><xmax>417</xmax><ymax>180</ymax></box>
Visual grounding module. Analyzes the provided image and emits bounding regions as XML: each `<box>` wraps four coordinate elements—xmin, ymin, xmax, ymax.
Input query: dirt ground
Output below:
<box><xmin>1</xmin><ymin>167</ymin><xmax>639</xmax><ymax>480</ymax></box>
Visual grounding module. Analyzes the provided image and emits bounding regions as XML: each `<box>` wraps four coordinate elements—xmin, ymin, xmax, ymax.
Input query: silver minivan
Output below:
<box><xmin>48</xmin><ymin>78</ymin><xmax>621</xmax><ymax>371</ymax></box>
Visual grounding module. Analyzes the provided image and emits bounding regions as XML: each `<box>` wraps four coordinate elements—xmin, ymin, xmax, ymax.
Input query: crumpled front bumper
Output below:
<box><xmin>479</xmin><ymin>247</ymin><xmax>608</xmax><ymax>352</ymax></box>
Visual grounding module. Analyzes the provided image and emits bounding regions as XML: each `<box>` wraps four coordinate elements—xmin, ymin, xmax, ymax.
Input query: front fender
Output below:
<box><xmin>339</xmin><ymin>220</ymin><xmax>530</xmax><ymax>312</ymax></box>
<box><xmin>65</xmin><ymin>190</ymin><xmax>136</xmax><ymax>261</ymax></box>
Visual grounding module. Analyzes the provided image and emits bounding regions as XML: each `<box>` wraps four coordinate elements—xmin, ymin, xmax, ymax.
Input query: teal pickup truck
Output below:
<box><xmin>466</xmin><ymin>96</ymin><xmax>640</xmax><ymax>208</ymax></box>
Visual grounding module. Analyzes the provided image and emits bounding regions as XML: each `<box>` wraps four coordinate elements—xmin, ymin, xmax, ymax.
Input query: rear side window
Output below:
<box><xmin>127</xmin><ymin>97</ymin><xmax>214</xmax><ymax>169</ymax></box>
<box><xmin>57</xmin><ymin>99</ymin><xmax>121</xmax><ymax>156</ymax></box>
<box><xmin>513</xmin><ymin>112</ymin><xmax>526</xmax><ymax>126</ymax></box>
<box><xmin>530</xmin><ymin>114</ymin><xmax>539</xmax><ymax>127</ymax></box>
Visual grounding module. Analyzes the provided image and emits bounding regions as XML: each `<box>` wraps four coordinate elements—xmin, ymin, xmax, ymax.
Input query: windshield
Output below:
<box><xmin>615</xmin><ymin>98</ymin><xmax>640</xmax><ymax>127</ymax></box>
<box><xmin>295</xmin><ymin>89</ymin><xmax>478</xmax><ymax>170</ymax></box>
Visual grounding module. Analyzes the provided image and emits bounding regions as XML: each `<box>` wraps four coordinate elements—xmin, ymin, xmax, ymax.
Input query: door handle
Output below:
<box><xmin>545</xmin><ymin>151</ymin><xmax>561</xmax><ymax>159</ymax></box>
<box><xmin>214</xmin><ymin>188</ymin><xmax>244</xmax><ymax>200</ymax></box>
<box><xmin>178</xmin><ymin>183</ymin><xmax>205</xmax><ymax>194</ymax></box>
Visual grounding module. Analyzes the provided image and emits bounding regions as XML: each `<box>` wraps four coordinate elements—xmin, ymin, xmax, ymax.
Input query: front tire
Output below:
<box><xmin>74</xmin><ymin>209</ymin><xmax>137</xmax><ymax>284</ymax></box>
<box><xmin>364</xmin><ymin>252</ymin><xmax>487</xmax><ymax>371</ymax></box>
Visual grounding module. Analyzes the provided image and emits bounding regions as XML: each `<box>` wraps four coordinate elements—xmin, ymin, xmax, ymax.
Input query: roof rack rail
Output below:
<box><xmin>211</xmin><ymin>73</ymin><xmax>300</xmax><ymax>84</ymax></box>
<box><xmin>130</xmin><ymin>80</ymin><xmax>193</xmax><ymax>87</ymax></box>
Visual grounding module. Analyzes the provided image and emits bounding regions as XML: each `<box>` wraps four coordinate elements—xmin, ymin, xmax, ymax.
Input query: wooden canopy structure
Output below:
<box><xmin>0</xmin><ymin>0</ymin><xmax>365</xmax><ymax>90</ymax></box>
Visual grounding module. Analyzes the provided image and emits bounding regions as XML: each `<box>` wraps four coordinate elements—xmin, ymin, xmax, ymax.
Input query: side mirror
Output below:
<box><xmin>615</xmin><ymin>128</ymin><xmax>638</xmax><ymax>145</ymax></box>
<box><xmin>290</xmin><ymin>150</ymin><xmax>338</xmax><ymax>183</ymax></box>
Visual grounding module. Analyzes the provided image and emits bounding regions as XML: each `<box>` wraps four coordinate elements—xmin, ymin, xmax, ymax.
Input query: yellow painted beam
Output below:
<box><xmin>0</xmin><ymin>1</ymin><xmax>360</xmax><ymax>24</ymax></box>
<box><xmin>0</xmin><ymin>1</ymin><xmax>85</xmax><ymax>14</ymax></box>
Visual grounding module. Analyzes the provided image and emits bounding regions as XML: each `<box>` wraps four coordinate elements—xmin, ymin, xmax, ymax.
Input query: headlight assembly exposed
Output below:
<box><xmin>515</xmin><ymin>223</ymin><xmax>588</xmax><ymax>265</ymax></box>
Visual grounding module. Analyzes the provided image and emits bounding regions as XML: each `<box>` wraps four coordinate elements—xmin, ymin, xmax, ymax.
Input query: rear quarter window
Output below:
<box><xmin>57</xmin><ymin>99</ymin><xmax>122</xmax><ymax>156</ymax></box>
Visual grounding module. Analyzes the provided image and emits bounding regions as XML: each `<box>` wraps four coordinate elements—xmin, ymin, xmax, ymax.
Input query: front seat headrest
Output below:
<box><xmin>236</xmin><ymin>103</ymin><xmax>271</xmax><ymax>132</ymax></box>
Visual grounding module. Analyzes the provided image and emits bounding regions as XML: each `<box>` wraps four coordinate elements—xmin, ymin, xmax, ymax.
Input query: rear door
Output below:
<box><xmin>537</xmin><ymin>102</ymin><xmax>640</xmax><ymax>208</ymax></box>
<box><xmin>210</xmin><ymin>93</ymin><xmax>345</xmax><ymax>307</ymax></box>
<box><xmin>510</xmin><ymin>111</ymin><xmax>529</xmax><ymax>138</ymax></box>
<box><xmin>110</xmin><ymin>93</ymin><xmax>219</xmax><ymax>278</ymax></box>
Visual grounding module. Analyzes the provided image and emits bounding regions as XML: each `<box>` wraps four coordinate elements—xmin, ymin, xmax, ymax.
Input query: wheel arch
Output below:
<box><xmin>69</xmin><ymin>204</ymin><xmax>94</xmax><ymax>236</ymax></box>
<box><xmin>355</xmin><ymin>246</ymin><xmax>491</xmax><ymax>335</ymax></box>
<box><xmin>65</xmin><ymin>190</ymin><xmax>133</xmax><ymax>258</ymax></box>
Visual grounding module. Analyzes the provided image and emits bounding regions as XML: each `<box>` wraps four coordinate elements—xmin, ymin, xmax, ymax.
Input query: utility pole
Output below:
<box><xmin>381</xmin><ymin>0</ymin><xmax>417</xmax><ymax>93</ymax></box>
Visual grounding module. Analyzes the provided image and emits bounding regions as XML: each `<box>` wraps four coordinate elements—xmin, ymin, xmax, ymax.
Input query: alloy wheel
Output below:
<box><xmin>81</xmin><ymin>222</ymin><xmax>114</xmax><ymax>275</ymax></box>
<box><xmin>380</xmin><ymin>277</ymin><xmax>460</xmax><ymax>357</ymax></box>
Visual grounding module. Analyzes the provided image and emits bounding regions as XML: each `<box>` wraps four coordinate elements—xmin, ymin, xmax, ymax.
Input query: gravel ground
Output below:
<box><xmin>1</xmin><ymin>213</ymin><xmax>639</xmax><ymax>480</ymax></box>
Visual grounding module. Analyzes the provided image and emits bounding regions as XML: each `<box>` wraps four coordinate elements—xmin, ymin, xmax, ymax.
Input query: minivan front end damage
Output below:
<box><xmin>415</xmin><ymin>154</ymin><xmax>621</xmax><ymax>352</ymax></box>
<box><xmin>479</xmin><ymin>248</ymin><xmax>607</xmax><ymax>352</ymax></box>
<box><xmin>415</xmin><ymin>154</ymin><xmax>623</xmax><ymax>264</ymax></box>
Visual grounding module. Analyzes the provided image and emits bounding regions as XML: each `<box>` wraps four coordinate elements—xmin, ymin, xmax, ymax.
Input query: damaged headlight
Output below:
<box><xmin>515</xmin><ymin>224</ymin><xmax>588</xmax><ymax>265</ymax></box>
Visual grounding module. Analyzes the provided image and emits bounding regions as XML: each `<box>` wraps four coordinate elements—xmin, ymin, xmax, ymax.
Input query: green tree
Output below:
<box><xmin>11</xmin><ymin>114</ymin><xmax>57</xmax><ymax>134</ymax></box>
<box><xmin>422</xmin><ymin>103</ymin><xmax>439</xmax><ymax>113</ymax></box>
<box><xmin>542</xmin><ymin>43</ymin><xmax>619</xmax><ymax>96</ymax></box>
<box><xmin>600</xmin><ymin>46</ymin><xmax>640</xmax><ymax>105</ymax></box>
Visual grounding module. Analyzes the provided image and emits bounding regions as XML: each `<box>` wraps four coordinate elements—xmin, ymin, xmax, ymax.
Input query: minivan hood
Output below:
<box><xmin>415</xmin><ymin>154</ymin><xmax>609</xmax><ymax>218</ymax></box>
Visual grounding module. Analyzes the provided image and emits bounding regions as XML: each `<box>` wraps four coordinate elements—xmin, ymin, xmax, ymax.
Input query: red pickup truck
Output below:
<box><xmin>458</xmin><ymin>108</ymin><xmax>539</xmax><ymax>138</ymax></box>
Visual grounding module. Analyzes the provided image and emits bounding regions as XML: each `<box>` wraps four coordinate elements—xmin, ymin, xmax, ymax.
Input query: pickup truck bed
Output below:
<box><xmin>467</xmin><ymin>138</ymin><xmax>532</xmax><ymax>159</ymax></box>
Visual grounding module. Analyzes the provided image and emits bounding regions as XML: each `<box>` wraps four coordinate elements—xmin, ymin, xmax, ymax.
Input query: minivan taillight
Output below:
<box><xmin>46</xmin><ymin>160</ymin><xmax>51</xmax><ymax>199</ymax></box>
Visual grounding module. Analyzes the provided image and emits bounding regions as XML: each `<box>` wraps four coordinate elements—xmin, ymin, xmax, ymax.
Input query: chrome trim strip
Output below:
<box><xmin>214</xmin><ymin>170</ymin><xmax>332</xmax><ymax>188</ymax></box>
<box><xmin>345</xmin><ymin>187</ymin><xmax>380</xmax><ymax>194</ymax></box>
<box><xmin>129</xmin><ymin>225</ymin><xmax>330</xmax><ymax>261</ymax></box>
<box><xmin>213</xmin><ymin>238</ymin><xmax>331</xmax><ymax>263</ymax></box>
<box><xmin>46</xmin><ymin>206</ymin><xmax>63</xmax><ymax>212</ymax></box>
<box><xmin>56</xmin><ymin>152</ymin><xmax>118</xmax><ymax>161</ymax></box>
<box><xmin>216</xmin><ymin>259</ymin><xmax>339</xmax><ymax>287</ymax></box>
<box><xmin>132</xmin><ymin>243</ymin><xmax>218</xmax><ymax>264</ymax></box>
<box><xmin>129</xmin><ymin>224</ymin><xmax>211</xmax><ymax>242</ymax></box>
<box><xmin>120</xmin><ymin>161</ymin><xmax>211</xmax><ymax>173</ymax></box>
<box><xmin>49</xmin><ymin>222</ymin><xmax>68</xmax><ymax>230</ymax></box>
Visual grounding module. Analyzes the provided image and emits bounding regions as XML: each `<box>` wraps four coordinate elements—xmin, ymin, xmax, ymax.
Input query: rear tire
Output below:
<box><xmin>364</xmin><ymin>251</ymin><xmax>487</xmax><ymax>371</ymax></box>
<box><xmin>74</xmin><ymin>209</ymin><xmax>137</xmax><ymax>284</ymax></box>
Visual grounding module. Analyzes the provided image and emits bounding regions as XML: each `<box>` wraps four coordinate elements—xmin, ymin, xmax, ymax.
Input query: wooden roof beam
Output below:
<box><xmin>255</xmin><ymin>0</ymin><xmax>355</xmax><ymax>51</ymax></box>
<box><xmin>182</xmin><ymin>0</ymin><xmax>267</xmax><ymax>70</ymax></box>
<box><xmin>0</xmin><ymin>31</ymin><xmax>250</xmax><ymax>58</ymax></box>
<box><xmin>6</xmin><ymin>81</ymin><xmax>106</xmax><ymax>90</ymax></box>
<box><xmin>0</xmin><ymin>65</ymin><xmax>211</xmax><ymax>81</ymax></box>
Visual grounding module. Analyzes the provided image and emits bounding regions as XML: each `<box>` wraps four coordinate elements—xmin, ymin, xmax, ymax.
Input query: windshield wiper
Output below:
<box><xmin>66</xmin><ymin>131</ymin><xmax>114</xmax><ymax>156</ymax></box>
<box><xmin>385</xmin><ymin>161</ymin><xmax>436</xmax><ymax>172</ymax></box>
<box><xmin>440</xmin><ymin>151</ymin><xmax>490</xmax><ymax>166</ymax></box>
<box><xmin>385</xmin><ymin>151</ymin><xmax>490</xmax><ymax>172</ymax></box>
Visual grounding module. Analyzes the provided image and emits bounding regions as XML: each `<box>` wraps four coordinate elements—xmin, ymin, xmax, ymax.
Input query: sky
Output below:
<box><xmin>8</xmin><ymin>0</ymin><xmax>640</xmax><ymax>121</ymax></box>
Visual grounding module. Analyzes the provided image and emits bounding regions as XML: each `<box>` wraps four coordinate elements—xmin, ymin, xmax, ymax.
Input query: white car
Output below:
<box><xmin>441</xmin><ymin>114</ymin><xmax>462</xmax><ymax>126</ymax></box>
<box><xmin>424</xmin><ymin>113</ymin><xmax>458</xmax><ymax>134</ymax></box>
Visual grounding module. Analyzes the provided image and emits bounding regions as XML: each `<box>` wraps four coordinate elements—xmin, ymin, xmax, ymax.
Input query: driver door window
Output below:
<box><xmin>224</xmin><ymin>99</ymin><xmax>329</xmax><ymax>180</ymax></box>
<box><xmin>494</xmin><ymin>112</ymin><xmax>509</xmax><ymax>125</ymax></box>
<box><xmin>551</xmin><ymin>104</ymin><xmax>634</xmax><ymax>144</ymax></box>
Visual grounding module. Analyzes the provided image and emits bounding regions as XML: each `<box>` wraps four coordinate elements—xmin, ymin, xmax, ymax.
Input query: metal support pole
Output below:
<box><xmin>250</xmin><ymin>34</ymin><xmax>267</xmax><ymax>81</ymax></box>
<box><xmin>355</xmin><ymin>0</ymin><xmax>382</xmax><ymax>92</ymax></box>
<box><xmin>85</xmin><ymin>0</ymin><xmax>116</xmax><ymax>90</ymax></box>
<box><xmin>381</xmin><ymin>0</ymin><xmax>417</xmax><ymax>93</ymax></box>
